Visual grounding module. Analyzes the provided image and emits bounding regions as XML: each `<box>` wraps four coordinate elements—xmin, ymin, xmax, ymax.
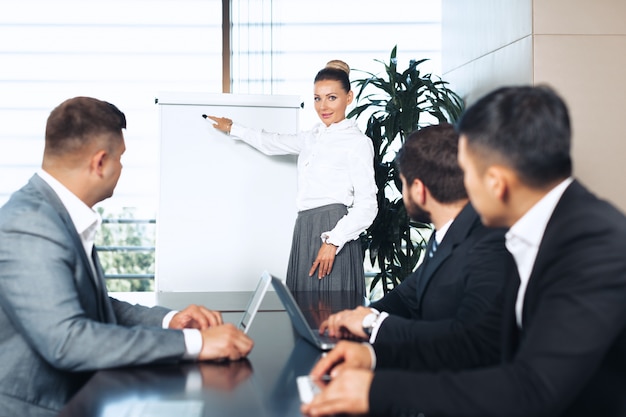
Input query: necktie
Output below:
<box><xmin>414</xmin><ymin>234</ymin><xmax>438</xmax><ymax>310</ymax></box>
<box><xmin>428</xmin><ymin>236</ymin><xmax>438</xmax><ymax>258</ymax></box>
<box><xmin>90</xmin><ymin>247</ymin><xmax>102</xmax><ymax>290</ymax></box>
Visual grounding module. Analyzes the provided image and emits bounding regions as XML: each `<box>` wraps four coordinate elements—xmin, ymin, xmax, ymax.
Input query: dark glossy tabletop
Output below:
<box><xmin>57</xmin><ymin>291</ymin><xmax>363</xmax><ymax>417</ymax></box>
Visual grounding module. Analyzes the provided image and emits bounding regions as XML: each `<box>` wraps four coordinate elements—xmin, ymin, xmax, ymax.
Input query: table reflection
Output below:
<box><xmin>59</xmin><ymin>360</ymin><xmax>254</xmax><ymax>417</ymax></box>
<box><xmin>56</xmin><ymin>296</ymin><xmax>360</xmax><ymax>417</ymax></box>
<box><xmin>292</xmin><ymin>290</ymin><xmax>365</xmax><ymax>328</ymax></box>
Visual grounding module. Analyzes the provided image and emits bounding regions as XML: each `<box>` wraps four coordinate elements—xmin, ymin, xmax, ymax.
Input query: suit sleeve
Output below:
<box><xmin>369</xmin><ymin>270</ymin><xmax>421</xmax><ymax>318</ymax></box>
<box><xmin>368</xmin><ymin>208</ymin><xmax>626</xmax><ymax>417</ymax></box>
<box><xmin>373</xmin><ymin>228</ymin><xmax>512</xmax><ymax>364</ymax></box>
<box><xmin>373</xmin><ymin>298</ymin><xmax>503</xmax><ymax>372</ymax></box>
<box><xmin>109</xmin><ymin>297</ymin><xmax>171</xmax><ymax>328</ymax></box>
<box><xmin>0</xmin><ymin>206</ymin><xmax>186</xmax><ymax>372</ymax></box>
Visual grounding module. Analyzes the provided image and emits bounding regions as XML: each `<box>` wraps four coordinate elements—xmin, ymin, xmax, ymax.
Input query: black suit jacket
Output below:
<box><xmin>370</xmin><ymin>180</ymin><xmax>626</xmax><ymax>417</ymax></box>
<box><xmin>370</xmin><ymin>203</ymin><xmax>514</xmax><ymax>370</ymax></box>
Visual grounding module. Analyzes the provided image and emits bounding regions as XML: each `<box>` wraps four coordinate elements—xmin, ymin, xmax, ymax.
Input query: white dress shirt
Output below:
<box><xmin>433</xmin><ymin>218</ymin><xmax>453</xmax><ymax>246</ymax></box>
<box><xmin>230</xmin><ymin>118</ymin><xmax>378</xmax><ymax>252</ymax></box>
<box><xmin>37</xmin><ymin>170</ymin><xmax>202</xmax><ymax>359</ymax></box>
<box><xmin>37</xmin><ymin>170</ymin><xmax>101</xmax><ymax>272</ymax></box>
<box><xmin>505</xmin><ymin>177</ymin><xmax>573</xmax><ymax>327</ymax></box>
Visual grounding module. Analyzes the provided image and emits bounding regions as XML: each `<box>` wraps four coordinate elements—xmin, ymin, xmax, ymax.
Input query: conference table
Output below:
<box><xmin>57</xmin><ymin>290</ymin><xmax>363</xmax><ymax>417</ymax></box>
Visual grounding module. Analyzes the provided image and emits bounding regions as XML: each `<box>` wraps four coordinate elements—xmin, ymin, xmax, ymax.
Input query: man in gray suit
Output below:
<box><xmin>0</xmin><ymin>97</ymin><xmax>254</xmax><ymax>416</ymax></box>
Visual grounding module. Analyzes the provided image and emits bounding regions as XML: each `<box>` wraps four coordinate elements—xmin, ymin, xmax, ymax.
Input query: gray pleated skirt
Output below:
<box><xmin>285</xmin><ymin>204</ymin><xmax>365</xmax><ymax>298</ymax></box>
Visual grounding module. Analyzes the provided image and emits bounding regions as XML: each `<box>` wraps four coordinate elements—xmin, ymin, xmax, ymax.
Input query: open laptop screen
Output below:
<box><xmin>238</xmin><ymin>271</ymin><xmax>272</xmax><ymax>334</ymax></box>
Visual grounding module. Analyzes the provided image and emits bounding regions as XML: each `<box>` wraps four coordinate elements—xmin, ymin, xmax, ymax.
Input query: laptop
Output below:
<box><xmin>237</xmin><ymin>271</ymin><xmax>272</xmax><ymax>334</ymax></box>
<box><xmin>270</xmin><ymin>275</ymin><xmax>340</xmax><ymax>350</ymax></box>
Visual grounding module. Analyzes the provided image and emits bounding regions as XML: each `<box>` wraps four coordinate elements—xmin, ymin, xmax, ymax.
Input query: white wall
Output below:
<box><xmin>442</xmin><ymin>0</ymin><xmax>626</xmax><ymax>212</ymax></box>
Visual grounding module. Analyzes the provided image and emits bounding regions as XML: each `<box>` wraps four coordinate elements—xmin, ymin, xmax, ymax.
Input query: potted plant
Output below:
<box><xmin>348</xmin><ymin>46</ymin><xmax>465</xmax><ymax>296</ymax></box>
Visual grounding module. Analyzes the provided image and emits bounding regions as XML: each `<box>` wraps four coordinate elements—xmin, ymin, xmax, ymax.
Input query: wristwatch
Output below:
<box><xmin>362</xmin><ymin>311</ymin><xmax>380</xmax><ymax>336</ymax></box>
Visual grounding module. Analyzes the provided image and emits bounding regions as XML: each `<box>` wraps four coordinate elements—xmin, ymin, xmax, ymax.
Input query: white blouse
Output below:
<box><xmin>230</xmin><ymin>118</ymin><xmax>378</xmax><ymax>251</ymax></box>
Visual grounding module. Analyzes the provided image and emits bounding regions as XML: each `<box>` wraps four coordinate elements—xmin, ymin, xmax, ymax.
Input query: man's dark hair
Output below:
<box><xmin>45</xmin><ymin>96</ymin><xmax>127</xmax><ymax>156</ymax></box>
<box><xmin>395</xmin><ymin>123</ymin><xmax>467</xmax><ymax>203</ymax></box>
<box><xmin>456</xmin><ymin>85</ymin><xmax>572</xmax><ymax>187</ymax></box>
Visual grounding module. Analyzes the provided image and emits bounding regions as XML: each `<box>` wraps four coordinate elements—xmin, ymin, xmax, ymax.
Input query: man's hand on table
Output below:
<box><xmin>319</xmin><ymin>306</ymin><xmax>373</xmax><ymax>339</ymax></box>
<box><xmin>169</xmin><ymin>304</ymin><xmax>223</xmax><ymax>330</ymax></box>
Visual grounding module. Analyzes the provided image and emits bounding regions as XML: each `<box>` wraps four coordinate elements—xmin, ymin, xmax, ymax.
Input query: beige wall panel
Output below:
<box><xmin>443</xmin><ymin>0</ymin><xmax>532</xmax><ymax>72</ymax></box>
<box><xmin>534</xmin><ymin>0</ymin><xmax>626</xmax><ymax>35</ymax></box>
<box><xmin>534</xmin><ymin>34</ymin><xmax>626</xmax><ymax>211</ymax></box>
<box><xmin>444</xmin><ymin>36</ymin><xmax>533</xmax><ymax>105</ymax></box>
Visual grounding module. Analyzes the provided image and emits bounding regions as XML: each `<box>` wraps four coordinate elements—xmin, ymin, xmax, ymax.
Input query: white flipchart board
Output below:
<box><xmin>156</xmin><ymin>93</ymin><xmax>300</xmax><ymax>292</ymax></box>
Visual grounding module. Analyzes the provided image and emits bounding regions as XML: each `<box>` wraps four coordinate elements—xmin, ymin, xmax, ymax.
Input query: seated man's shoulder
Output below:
<box><xmin>557</xmin><ymin>182</ymin><xmax>626</xmax><ymax>240</ymax></box>
<box><xmin>465</xmin><ymin>221</ymin><xmax>508</xmax><ymax>252</ymax></box>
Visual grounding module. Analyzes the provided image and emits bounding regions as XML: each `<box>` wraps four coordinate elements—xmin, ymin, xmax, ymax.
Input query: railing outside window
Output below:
<box><xmin>95</xmin><ymin>214</ymin><xmax>156</xmax><ymax>292</ymax></box>
<box><xmin>95</xmin><ymin>215</ymin><xmax>426</xmax><ymax>299</ymax></box>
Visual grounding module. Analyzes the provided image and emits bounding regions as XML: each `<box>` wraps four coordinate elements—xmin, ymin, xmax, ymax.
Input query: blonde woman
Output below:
<box><xmin>208</xmin><ymin>61</ymin><xmax>377</xmax><ymax>298</ymax></box>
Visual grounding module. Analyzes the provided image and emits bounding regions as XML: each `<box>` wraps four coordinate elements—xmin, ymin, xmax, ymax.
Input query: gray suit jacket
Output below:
<box><xmin>0</xmin><ymin>174</ymin><xmax>186</xmax><ymax>415</ymax></box>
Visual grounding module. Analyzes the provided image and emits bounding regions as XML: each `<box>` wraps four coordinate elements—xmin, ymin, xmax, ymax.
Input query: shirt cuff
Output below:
<box><xmin>182</xmin><ymin>329</ymin><xmax>203</xmax><ymax>360</ymax></box>
<box><xmin>363</xmin><ymin>342</ymin><xmax>377</xmax><ymax>370</ymax></box>
<box><xmin>162</xmin><ymin>310</ymin><xmax>202</xmax><ymax>360</ymax></box>
<box><xmin>162</xmin><ymin>310</ymin><xmax>177</xmax><ymax>328</ymax></box>
<box><xmin>320</xmin><ymin>232</ymin><xmax>345</xmax><ymax>254</ymax></box>
<box><xmin>368</xmin><ymin>312</ymin><xmax>389</xmax><ymax>344</ymax></box>
<box><xmin>229</xmin><ymin>123</ymin><xmax>244</xmax><ymax>139</ymax></box>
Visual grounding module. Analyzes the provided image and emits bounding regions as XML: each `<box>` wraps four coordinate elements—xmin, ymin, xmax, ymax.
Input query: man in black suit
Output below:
<box><xmin>320</xmin><ymin>123</ymin><xmax>512</xmax><ymax>371</ymax></box>
<box><xmin>303</xmin><ymin>85</ymin><xmax>626</xmax><ymax>417</ymax></box>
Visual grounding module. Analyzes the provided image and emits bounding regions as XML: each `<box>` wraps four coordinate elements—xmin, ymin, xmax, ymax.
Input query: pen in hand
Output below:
<box><xmin>202</xmin><ymin>114</ymin><xmax>232</xmax><ymax>134</ymax></box>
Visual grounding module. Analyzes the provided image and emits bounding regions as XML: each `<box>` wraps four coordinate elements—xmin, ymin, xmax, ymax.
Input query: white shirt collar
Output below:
<box><xmin>312</xmin><ymin>118</ymin><xmax>356</xmax><ymax>134</ymax></box>
<box><xmin>434</xmin><ymin>218</ymin><xmax>453</xmax><ymax>245</ymax></box>
<box><xmin>37</xmin><ymin>169</ymin><xmax>101</xmax><ymax>253</ymax></box>
<box><xmin>506</xmin><ymin>177</ymin><xmax>573</xmax><ymax>327</ymax></box>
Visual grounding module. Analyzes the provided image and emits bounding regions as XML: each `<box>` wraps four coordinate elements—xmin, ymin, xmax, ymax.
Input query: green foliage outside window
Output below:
<box><xmin>95</xmin><ymin>207</ymin><xmax>155</xmax><ymax>292</ymax></box>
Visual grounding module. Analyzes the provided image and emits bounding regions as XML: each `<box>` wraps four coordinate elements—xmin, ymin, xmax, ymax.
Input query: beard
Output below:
<box><xmin>405</xmin><ymin>198</ymin><xmax>432</xmax><ymax>224</ymax></box>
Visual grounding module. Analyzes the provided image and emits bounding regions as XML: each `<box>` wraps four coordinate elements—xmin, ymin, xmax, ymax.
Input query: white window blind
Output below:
<box><xmin>0</xmin><ymin>0</ymin><xmax>223</xmax><ymax>215</ymax></box>
<box><xmin>231</xmin><ymin>0</ymin><xmax>442</xmax><ymax>127</ymax></box>
<box><xmin>1</xmin><ymin>0</ymin><xmax>442</xmax><ymax>214</ymax></box>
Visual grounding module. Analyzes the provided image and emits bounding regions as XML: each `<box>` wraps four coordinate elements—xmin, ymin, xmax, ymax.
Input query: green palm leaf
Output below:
<box><xmin>351</xmin><ymin>46</ymin><xmax>465</xmax><ymax>296</ymax></box>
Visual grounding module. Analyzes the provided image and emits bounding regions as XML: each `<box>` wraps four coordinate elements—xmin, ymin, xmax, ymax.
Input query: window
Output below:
<box><xmin>0</xmin><ymin>0</ymin><xmax>223</xmax><ymax>290</ymax></box>
<box><xmin>231</xmin><ymin>0</ymin><xmax>441</xmax><ymax>127</ymax></box>
<box><xmin>0</xmin><ymin>0</ymin><xmax>442</xmax><ymax>291</ymax></box>
<box><xmin>0</xmin><ymin>0</ymin><xmax>222</xmax><ymax>212</ymax></box>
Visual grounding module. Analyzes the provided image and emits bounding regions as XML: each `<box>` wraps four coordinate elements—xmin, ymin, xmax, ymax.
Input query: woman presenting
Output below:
<box><xmin>208</xmin><ymin>60</ymin><xmax>377</xmax><ymax>297</ymax></box>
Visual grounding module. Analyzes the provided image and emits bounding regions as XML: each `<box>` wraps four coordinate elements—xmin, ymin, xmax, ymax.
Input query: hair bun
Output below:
<box><xmin>325</xmin><ymin>60</ymin><xmax>350</xmax><ymax>76</ymax></box>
